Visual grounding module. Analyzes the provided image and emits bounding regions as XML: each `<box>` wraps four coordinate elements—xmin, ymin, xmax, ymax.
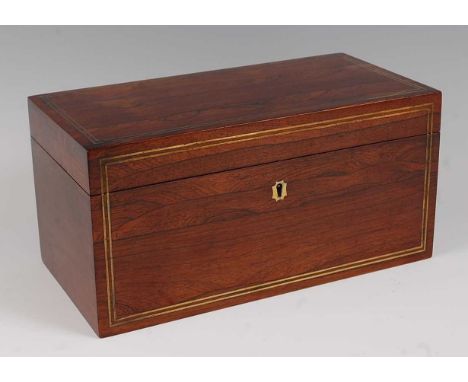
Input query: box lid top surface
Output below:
<box><xmin>29</xmin><ymin>53</ymin><xmax>436</xmax><ymax>150</ymax></box>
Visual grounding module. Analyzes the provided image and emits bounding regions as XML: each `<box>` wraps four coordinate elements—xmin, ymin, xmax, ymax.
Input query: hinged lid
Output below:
<box><xmin>28</xmin><ymin>53</ymin><xmax>441</xmax><ymax>195</ymax></box>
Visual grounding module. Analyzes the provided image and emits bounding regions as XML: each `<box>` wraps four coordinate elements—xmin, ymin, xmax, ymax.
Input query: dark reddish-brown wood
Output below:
<box><xmin>29</xmin><ymin>53</ymin><xmax>441</xmax><ymax>337</ymax></box>
<box><xmin>31</xmin><ymin>140</ymin><xmax>98</xmax><ymax>332</ymax></box>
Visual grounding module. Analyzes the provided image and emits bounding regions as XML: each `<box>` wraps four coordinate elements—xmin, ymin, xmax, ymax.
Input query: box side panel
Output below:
<box><xmin>31</xmin><ymin>140</ymin><xmax>98</xmax><ymax>335</ymax></box>
<box><xmin>425</xmin><ymin>133</ymin><xmax>440</xmax><ymax>257</ymax></box>
<box><xmin>28</xmin><ymin>98</ymin><xmax>90</xmax><ymax>194</ymax></box>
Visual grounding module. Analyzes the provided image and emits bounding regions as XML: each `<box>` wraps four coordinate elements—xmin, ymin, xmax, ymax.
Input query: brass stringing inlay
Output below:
<box><xmin>42</xmin><ymin>56</ymin><xmax>425</xmax><ymax>145</ymax></box>
<box><xmin>100</xmin><ymin>103</ymin><xmax>435</xmax><ymax>327</ymax></box>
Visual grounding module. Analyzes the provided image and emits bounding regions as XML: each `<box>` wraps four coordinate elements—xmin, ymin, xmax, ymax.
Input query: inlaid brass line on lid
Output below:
<box><xmin>99</xmin><ymin>104</ymin><xmax>434</xmax><ymax>327</ymax></box>
<box><xmin>40</xmin><ymin>57</ymin><xmax>427</xmax><ymax>145</ymax></box>
<box><xmin>102</xmin><ymin>104</ymin><xmax>431</xmax><ymax>165</ymax></box>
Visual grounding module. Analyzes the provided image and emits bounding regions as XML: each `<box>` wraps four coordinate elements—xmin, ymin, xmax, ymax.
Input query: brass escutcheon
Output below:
<box><xmin>272</xmin><ymin>180</ymin><xmax>287</xmax><ymax>202</ymax></box>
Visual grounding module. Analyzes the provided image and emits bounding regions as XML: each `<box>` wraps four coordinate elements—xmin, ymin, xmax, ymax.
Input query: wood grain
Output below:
<box><xmin>28</xmin><ymin>53</ymin><xmax>442</xmax><ymax>337</ymax></box>
<box><xmin>29</xmin><ymin>54</ymin><xmax>436</xmax><ymax>149</ymax></box>
<box><xmin>99</xmin><ymin>104</ymin><xmax>432</xmax><ymax>194</ymax></box>
<box><xmin>31</xmin><ymin>140</ymin><xmax>98</xmax><ymax>334</ymax></box>
<box><xmin>90</xmin><ymin>133</ymin><xmax>439</xmax><ymax>336</ymax></box>
<box><xmin>28</xmin><ymin>99</ymin><xmax>90</xmax><ymax>193</ymax></box>
<box><xmin>28</xmin><ymin>54</ymin><xmax>441</xmax><ymax>196</ymax></box>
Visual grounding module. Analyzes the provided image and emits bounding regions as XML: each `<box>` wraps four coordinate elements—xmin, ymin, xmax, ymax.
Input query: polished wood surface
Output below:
<box><xmin>91</xmin><ymin>131</ymin><xmax>439</xmax><ymax>336</ymax></box>
<box><xmin>28</xmin><ymin>99</ymin><xmax>90</xmax><ymax>193</ymax></box>
<box><xmin>28</xmin><ymin>54</ymin><xmax>441</xmax><ymax>337</ymax></box>
<box><xmin>29</xmin><ymin>54</ymin><xmax>436</xmax><ymax>149</ymax></box>
<box><xmin>97</xmin><ymin>102</ymin><xmax>433</xmax><ymax>194</ymax></box>
<box><xmin>29</xmin><ymin>54</ymin><xmax>441</xmax><ymax>196</ymax></box>
<box><xmin>93</xmin><ymin>134</ymin><xmax>430</xmax><ymax>329</ymax></box>
<box><xmin>31</xmin><ymin>140</ymin><xmax>98</xmax><ymax>334</ymax></box>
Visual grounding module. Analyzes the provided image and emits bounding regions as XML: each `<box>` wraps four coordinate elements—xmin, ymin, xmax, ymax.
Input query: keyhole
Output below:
<box><xmin>272</xmin><ymin>180</ymin><xmax>287</xmax><ymax>202</ymax></box>
<box><xmin>276</xmin><ymin>183</ymin><xmax>283</xmax><ymax>198</ymax></box>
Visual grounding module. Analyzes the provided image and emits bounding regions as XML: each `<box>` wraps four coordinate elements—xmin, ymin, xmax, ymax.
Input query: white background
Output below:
<box><xmin>0</xmin><ymin>26</ymin><xmax>467</xmax><ymax>356</ymax></box>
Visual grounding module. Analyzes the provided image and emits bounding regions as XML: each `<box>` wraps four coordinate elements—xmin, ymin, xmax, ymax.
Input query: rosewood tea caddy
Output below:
<box><xmin>28</xmin><ymin>53</ymin><xmax>441</xmax><ymax>337</ymax></box>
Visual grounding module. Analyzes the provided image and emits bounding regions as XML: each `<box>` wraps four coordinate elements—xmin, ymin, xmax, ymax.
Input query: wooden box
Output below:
<box><xmin>28</xmin><ymin>53</ymin><xmax>441</xmax><ymax>337</ymax></box>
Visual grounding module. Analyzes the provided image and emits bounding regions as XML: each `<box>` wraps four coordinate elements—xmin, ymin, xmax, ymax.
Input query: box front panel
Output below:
<box><xmin>92</xmin><ymin>122</ymin><xmax>439</xmax><ymax>335</ymax></box>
